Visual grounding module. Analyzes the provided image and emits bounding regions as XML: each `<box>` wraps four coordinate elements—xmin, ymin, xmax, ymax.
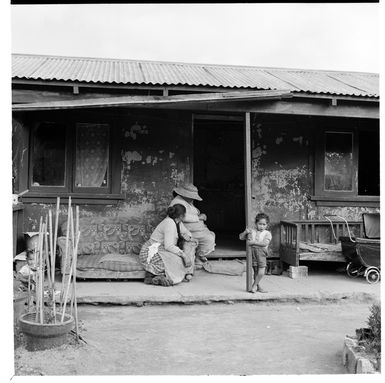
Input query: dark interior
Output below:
<box><xmin>358</xmin><ymin>129</ymin><xmax>380</xmax><ymax>196</ymax></box>
<box><xmin>193</xmin><ymin>118</ymin><xmax>245</xmax><ymax>254</ymax></box>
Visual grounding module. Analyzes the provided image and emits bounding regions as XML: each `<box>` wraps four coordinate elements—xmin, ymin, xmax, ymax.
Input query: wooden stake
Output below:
<box><xmin>61</xmin><ymin>230</ymin><xmax>80</xmax><ymax>322</ymax></box>
<box><xmin>70</xmin><ymin>287</ymin><xmax>74</xmax><ymax>316</ymax></box>
<box><xmin>53</xmin><ymin>197</ymin><xmax>60</xmax><ymax>260</ymax></box>
<box><xmin>49</xmin><ymin>209</ymin><xmax>56</xmax><ymax>323</ymax></box>
<box><xmin>52</xmin><ymin>197</ymin><xmax>60</xmax><ymax>282</ymax></box>
<box><xmin>36</xmin><ymin>222</ymin><xmax>43</xmax><ymax>322</ymax></box>
<box><xmin>69</xmin><ymin>206</ymin><xmax>75</xmax><ymax>317</ymax></box>
<box><xmin>61</xmin><ymin>206</ymin><xmax>75</xmax><ymax>321</ymax></box>
<box><xmin>70</xmin><ymin>206</ymin><xmax>75</xmax><ymax>258</ymax></box>
<box><xmin>33</xmin><ymin>243</ymin><xmax>37</xmax><ymax>319</ymax></box>
<box><xmin>44</xmin><ymin>233</ymin><xmax>53</xmax><ymax>323</ymax></box>
<box><xmin>52</xmin><ymin>197</ymin><xmax>60</xmax><ymax>323</ymax></box>
<box><xmin>34</xmin><ymin>258</ymin><xmax>38</xmax><ymax>322</ymax></box>
<box><xmin>39</xmin><ymin>222</ymin><xmax>44</xmax><ymax>324</ymax></box>
<box><xmin>36</xmin><ymin>217</ymin><xmax>43</xmax><ymax>323</ymax></box>
<box><xmin>60</xmin><ymin>197</ymin><xmax>71</xmax><ymax>306</ymax></box>
<box><xmin>27</xmin><ymin>270</ymin><xmax>31</xmax><ymax>312</ymax></box>
<box><xmin>44</xmin><ymin>221</ymin><xmax>52</xmax><ymax>289</ymax></box>
<box><xmin>73</xmin><ymin>205</ymin><xmax>80</xmax><ymax>341</ymax></box>
<box><xmin>61</xmin><ymin>206</ymin><xmax>73</xmax><ymax>321</ymax></box>
<box><xmin>48</xmin><ymin>211</ymin><xmax>53</xmax><ymax>283</ymax></box>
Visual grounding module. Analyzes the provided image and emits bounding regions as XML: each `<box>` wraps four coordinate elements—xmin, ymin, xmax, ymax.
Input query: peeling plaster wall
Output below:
<box><xmin>118</xmin><ymin>110</ymin><xmax>192</xmax><ymax>233</ymax></box>
<box><xmin>14</xmin><ymin>108</ymin><xmax>379</xmax><ymax>257</ymax></box>
<box><xmin>250</xmin><ymin>114</ymin><xmax>379</xmax><ymax>254</ymax></box>
<box><xmin>20</xmin><ymin>109</ymin><xmax>192</xmax><ymax>245</ymax></box>
<box><xmin>251</xmin><ymin>115</ymin><xmax>313</xmax><ymax>249</ymax></box>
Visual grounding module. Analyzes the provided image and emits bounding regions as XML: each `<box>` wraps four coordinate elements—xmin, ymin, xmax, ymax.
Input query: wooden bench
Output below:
<box><xmin>280</xmin><ymin>219</ymin><xmax>364</xmax><ymax>267</ymax></box>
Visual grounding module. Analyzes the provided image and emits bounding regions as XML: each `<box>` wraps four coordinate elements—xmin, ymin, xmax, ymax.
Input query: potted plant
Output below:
<box><xmin>18</xmin><ymin>198</ymin><xmax>81</xmax><ymax>351</ymax></box>
<box><xmin>19</xmin><ymin>310</ymin><xmax>74</xmax><ymax>351</ymax></box>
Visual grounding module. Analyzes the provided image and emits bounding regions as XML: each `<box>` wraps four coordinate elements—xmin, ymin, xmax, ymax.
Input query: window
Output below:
<box><xmin>28</xmin><ymin>120</ymin><xmax>121</xmax><ymax>201</ymax></box>
<box><xmin>31</xmin><ymin>122</ymin><xmax>67</xmax><ymax>187</ymax></box>
<box><xmin>314</xmin><ymin>127</ymin><xmax>379</xmax><ymax>203</ymax></box>
<box><xmin>324</xmin><ymin>132</ymin><xmax>354</xmax><ymax>192</ymax></box>
<box><xmin>74</xmin><ymin>123</ymin><xmax>110</xmax><ymax>190</ymax></box>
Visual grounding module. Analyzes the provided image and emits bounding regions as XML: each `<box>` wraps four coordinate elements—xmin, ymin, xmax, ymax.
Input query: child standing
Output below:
<box><xmin>239</xmin><ymin>213</ymin><xmax>272</xmax><ymax>293</ymax></box>
<box><xmin>17</xmin><ymin>250</ymin><xmax>36</xmax><ymax>290</ymax></box>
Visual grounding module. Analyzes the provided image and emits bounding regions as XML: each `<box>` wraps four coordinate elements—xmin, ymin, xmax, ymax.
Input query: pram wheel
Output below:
<box><xmin>365</xmin><ymin>268</ymin><xmax>380</xmax><ymax>284</ymax></box>
<box><xmin>346</xmin><ymin>262</ymin><xmax>360</xmax><ymax>278</ymax></box>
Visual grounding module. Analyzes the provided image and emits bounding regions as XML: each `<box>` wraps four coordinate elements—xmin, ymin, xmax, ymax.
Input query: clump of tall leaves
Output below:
<box><xmin>365</xmin><ymin>302</ymin><xmax>381</xmax><ymax>356</ymax></box>
<box><xmin>357</xmin><ymin>302</ymin><xmax>381</xmax><ymax>371</ymax></box>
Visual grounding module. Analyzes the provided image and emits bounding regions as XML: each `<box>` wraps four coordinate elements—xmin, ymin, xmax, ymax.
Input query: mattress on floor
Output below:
<box><xmin>76</xmin><ymin>253</ymin><xmax>144</xmax><ymax>272</ymax></box>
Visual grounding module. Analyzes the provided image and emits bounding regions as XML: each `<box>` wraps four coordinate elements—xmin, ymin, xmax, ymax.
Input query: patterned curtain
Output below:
<box><xmin>75</xmin><ymin>123</ymin><xmax>110</xmax><ymax>188</ymax></box>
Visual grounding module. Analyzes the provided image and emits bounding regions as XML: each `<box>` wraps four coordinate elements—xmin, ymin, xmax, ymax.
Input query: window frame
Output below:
<box><xmin>25</xmin><ymin>115</ymin><xmax>123</xmax><ymax>203</ymax></box>
<box><xmin>28</xmin><ymin>120</ymin><xmax>72</xmax><ymax>194</ymax></box>
<box><xmin>315</xmin><ymin>129</ymin><xmax>359</xmax><ymax>198</ymax></box>
<box><xmin>313</xmin><ymin>126</ymin><xmax>379</xmax><ymax>205</ymax></box>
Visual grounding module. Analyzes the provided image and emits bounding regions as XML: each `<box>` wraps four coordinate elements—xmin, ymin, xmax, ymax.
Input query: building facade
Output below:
<box><xmin>12</xmin><ymin>54</ymin><xmax>380</xmax><ymax>264</ymax></box>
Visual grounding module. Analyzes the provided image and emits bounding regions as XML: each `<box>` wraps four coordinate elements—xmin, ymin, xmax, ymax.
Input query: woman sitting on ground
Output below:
<box><xmin>139</xmin><ymin>204</ymin><xmax>198</xmax><ymax>286</ymax></box>
<box><xmin>170</xmin><ymin>183</ymin><xmax>216</xmax><ymax>264</ymax></box>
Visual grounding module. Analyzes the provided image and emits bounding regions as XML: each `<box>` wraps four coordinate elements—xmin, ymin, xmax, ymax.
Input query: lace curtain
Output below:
<box><xmin>75</xmin><ymin>123</ymin><xmax>110</xmax><ymax>188</ymax></box>
<box><xmin>324</xmin><ymin>132</ymin><xmax>353</xmax><ymax>191</ymax></box>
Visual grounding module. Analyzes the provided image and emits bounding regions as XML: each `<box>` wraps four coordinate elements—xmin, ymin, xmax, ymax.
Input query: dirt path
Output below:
<box><xmin>14</xmin><ymin>302</ymin><xmax>370</xmax><ymax>375</ymax></box>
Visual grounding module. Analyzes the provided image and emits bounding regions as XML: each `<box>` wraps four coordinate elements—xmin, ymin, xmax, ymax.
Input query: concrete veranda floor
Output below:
<box><xmin>70</xmin><ymin>267</ymin><xmax>380</xmax><ymax>305</ymax></box>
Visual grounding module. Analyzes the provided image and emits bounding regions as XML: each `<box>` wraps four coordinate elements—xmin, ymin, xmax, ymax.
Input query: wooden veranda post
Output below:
<box><xmin>244</xmin><ymin>112</ymin><xmax>253</xmax><ymax>292</ymax></box>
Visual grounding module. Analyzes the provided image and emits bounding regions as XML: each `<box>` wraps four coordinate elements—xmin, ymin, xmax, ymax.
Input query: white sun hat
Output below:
<box><xmin>173</xmin><ymin>183</ymin><xmax>203</xmax><ymax>201</ymax></box>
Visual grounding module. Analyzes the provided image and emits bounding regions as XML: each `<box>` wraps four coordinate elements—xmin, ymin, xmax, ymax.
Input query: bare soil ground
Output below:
<box><xmin>14</xmin><ymin>302</ymin><xmax>370</xmax><ymax>375</ymax></box>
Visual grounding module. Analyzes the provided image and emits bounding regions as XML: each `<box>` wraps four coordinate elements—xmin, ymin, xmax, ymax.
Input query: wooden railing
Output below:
<box><xmin>280</xmin><ymin>219</ymin><xmax>363</xmax><ymax>267</ymax></box>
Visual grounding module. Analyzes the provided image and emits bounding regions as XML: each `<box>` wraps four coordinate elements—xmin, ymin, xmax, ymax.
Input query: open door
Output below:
<box><xmin>193</xmin><ymin>115</ymin><xmax>245</xmax><ymax>258</ymax></box>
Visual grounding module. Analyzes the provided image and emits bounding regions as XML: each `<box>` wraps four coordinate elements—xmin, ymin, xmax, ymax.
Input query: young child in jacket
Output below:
<box><xmin>17</xmin><ymin>250</ymin><xmax>36</xmax><ymax>290</ymax></box>
<box><xmin>239</xmin><ymin>213</ymin><xmax>272</xmax><ymax>293</ymax></box>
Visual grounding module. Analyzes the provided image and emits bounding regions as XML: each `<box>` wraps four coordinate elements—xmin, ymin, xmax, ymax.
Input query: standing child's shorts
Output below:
<box><xmin>251</xmin><ymin>247</ymin><xmax>268</xmax><ymax>268</ymax></box>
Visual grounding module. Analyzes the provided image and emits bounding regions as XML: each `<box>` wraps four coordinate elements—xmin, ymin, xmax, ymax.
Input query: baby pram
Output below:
<box><xmin>325</xmin><ymin>213</ymin><xmax>380</xmax><ymax>284</ymax></box>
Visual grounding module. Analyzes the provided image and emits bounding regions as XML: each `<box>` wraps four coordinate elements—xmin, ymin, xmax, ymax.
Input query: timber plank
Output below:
<box><xmin>12</xmin><ymin>89</ymin><xmax>119</xmax><ymax>103</ymax></box>
<box><xmin>299</xmin><ymin>251</ymin><xmax>345</xmax><ymax>262</ymax></box>
<box><xmin>12</xmin><ymin>90</ymin><xmax>292</xmax><ymax>111</ymax></box>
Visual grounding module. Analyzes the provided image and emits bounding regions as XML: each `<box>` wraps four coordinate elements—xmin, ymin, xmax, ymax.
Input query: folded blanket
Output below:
<box><xmin>203</xmin><ymin>260</ymin><xmax>246</xmax><ymax>276</ymax></box>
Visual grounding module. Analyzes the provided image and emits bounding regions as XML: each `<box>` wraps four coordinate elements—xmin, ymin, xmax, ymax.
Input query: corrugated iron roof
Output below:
<box><xmin>12</xmin><ymin>53</ymin><xmax>379</xmax><ymax>98</ymax></box>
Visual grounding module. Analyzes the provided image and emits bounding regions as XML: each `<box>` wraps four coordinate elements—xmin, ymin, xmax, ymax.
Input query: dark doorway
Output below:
<box><xmin>358</xmin><ymin>129</ymin><xmax>380</xmax><ymax>196</ymax></box>
<box><xmin>193</xmin><ymin>117</ymin><xmax>245</xmax><ymax>258</ymax></box>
